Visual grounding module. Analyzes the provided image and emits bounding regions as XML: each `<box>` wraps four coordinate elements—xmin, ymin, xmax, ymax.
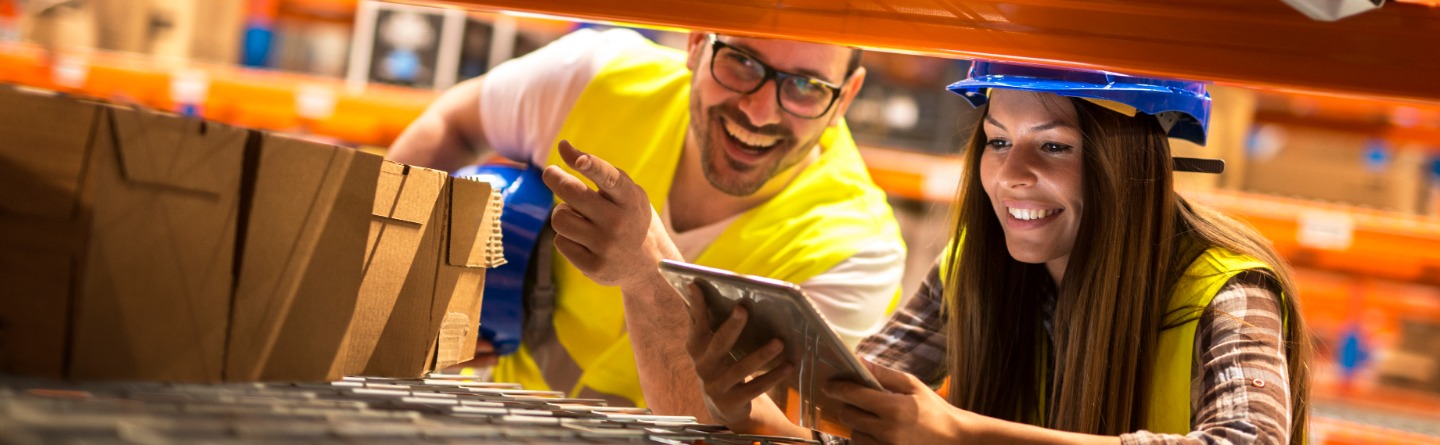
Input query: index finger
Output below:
<box><xmin>824</xmin><ymin>379</ymin><xmax>898</xmax><ymax>410</ymax></box>
<box><xmin>557</xmin><ymin>140</ymin><xmax>638</xmax><ymax>206</ymax></box>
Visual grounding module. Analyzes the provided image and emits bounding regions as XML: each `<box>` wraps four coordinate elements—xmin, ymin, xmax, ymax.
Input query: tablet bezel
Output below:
<box><xmin>658</xmin><ymin>259</ymin><xmax>883</xmax><ymax>430</ymax></box>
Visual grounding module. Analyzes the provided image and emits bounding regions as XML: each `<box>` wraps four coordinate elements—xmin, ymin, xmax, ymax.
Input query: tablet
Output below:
<box><xmin>658</xmin><ymin>259</ymin><xmax>882</xmax><ymax>430</ymax></box>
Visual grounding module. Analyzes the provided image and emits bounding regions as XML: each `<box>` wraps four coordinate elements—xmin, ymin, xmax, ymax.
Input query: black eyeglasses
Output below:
<box><xmin>708</xmin><ymin>34</ymin><xmax>846</xmax><ymax>119</ymax></box>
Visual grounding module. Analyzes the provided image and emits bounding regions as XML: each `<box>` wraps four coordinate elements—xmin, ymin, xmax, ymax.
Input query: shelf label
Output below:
<box><xmin>170</xmin><ymin>69</ymin><xmax>210</xmax><ymax>116</ymax></box>
<box><xmin>296</xmin><ymin>84</ymin><xmax>337</xmax><ymax>121</ymax></box>
<box><xmin>51</xmin><ymin>54</ymin><xmax>89</xmax><ymax>89</ymax></box>
<box><xmin>1297</xmin><ymin>210</ymin><xmax>1353</xmax><ymax>251</ymax></box>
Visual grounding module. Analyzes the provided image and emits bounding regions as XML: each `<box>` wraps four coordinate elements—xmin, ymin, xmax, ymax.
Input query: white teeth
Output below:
<box><xmin>1008</xmin><ymin>207</ymin><xmax>1058</xmax><ymax>221</ymax></box>
<box><xmin>724</xmin><ymin>118</ymin><xmax>780</xmax><ymax>148</ymax></box>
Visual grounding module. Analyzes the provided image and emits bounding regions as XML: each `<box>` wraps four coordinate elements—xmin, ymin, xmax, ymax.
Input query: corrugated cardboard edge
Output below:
<box><xmin>484</xmin><ymin>183</ymin><xmax>506</xmax><ymax>268</ymax></box>
<box><xmin>426</xmin><ymin>177</ymin><xmax>502</xmax><ymax>372</ymax></box>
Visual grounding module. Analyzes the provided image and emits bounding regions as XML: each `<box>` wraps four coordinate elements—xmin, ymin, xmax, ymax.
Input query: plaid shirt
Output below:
<box><xmin>826</xmin><ymin>264</ymin><xmax>1292</xmax><ymax>444</ymax></box>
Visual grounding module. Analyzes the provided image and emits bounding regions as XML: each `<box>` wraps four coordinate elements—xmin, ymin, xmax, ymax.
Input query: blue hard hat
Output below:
<box><xmin>947</xmin><ymin>61</ymin><xmax>1212</xmax><ymax>146</ymax></box>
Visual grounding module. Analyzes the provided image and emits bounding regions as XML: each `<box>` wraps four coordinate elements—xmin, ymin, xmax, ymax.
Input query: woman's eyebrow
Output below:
<box><xmin>1025</xmin><ymin>121</ymin><xmax>1072</xmax><ymax>133</ymax></box>
<box><xmin>984</xmin><ymin>116</ymin><xmax>1073</xmax><ymax>134</ymax></box>
<box><xmin>983</xmin><ymin>115</ymin><xmax>1006</xmax><ymax>131</ymax></box>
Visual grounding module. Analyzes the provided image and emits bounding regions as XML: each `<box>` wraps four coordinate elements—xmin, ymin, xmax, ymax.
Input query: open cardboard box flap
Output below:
<box><xmin>109</xmin><ymin>108</ymin><xmax>239</xmax><ymax>196</ymax></box>
<box><xmin>372</xmin><ymin>162</ymin><xmax>444</xmax><ymax>224</ymax></box>
<box><xmin>447</xmin><ymin>176</ymin><xmax>506</xmax><ymax>269</ymax></box>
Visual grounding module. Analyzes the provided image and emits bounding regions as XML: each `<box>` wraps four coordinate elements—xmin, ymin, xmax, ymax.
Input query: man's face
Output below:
<box><xmin>685</xmin><ymin>33</ymin><xmax>863</xmax><ymax>196</ymax></box>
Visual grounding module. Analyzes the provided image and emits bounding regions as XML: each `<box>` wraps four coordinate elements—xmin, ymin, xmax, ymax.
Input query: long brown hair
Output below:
<box><xmin>943</xmin><ymin>98</ymin><xmax>1311</xmax><ymax>442</ymax></box>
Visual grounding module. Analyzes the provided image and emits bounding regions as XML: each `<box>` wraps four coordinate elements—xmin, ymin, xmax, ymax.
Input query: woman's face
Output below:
<box><xmin>978</xmin><ymin>90</ymin><xmax>1085</xmax><ymax>280</ymax></box>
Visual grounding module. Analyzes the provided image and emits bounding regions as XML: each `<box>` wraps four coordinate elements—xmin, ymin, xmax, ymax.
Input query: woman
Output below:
<box><xmin>686</xmin><ymin>61</ymin><xmax>1311</xmax><ymax>445</ymax></box>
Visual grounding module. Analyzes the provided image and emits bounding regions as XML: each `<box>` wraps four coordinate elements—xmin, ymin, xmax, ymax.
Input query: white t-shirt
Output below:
<box><xmin>479</xmin><ymin>28</ymin><xmax>904</xmax><ymax>349</ymax></box>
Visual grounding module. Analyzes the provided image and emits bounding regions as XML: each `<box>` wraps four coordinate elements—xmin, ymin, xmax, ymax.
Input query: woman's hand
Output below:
<box><xmin>684</xmin><ymin>284</ymin><xmax>801</xmax><ymax>435</ymax></box>
<box><xmin>826</xmin><ymin>359</ymin><xmax>982</xmax><ymax>445</ymax></box>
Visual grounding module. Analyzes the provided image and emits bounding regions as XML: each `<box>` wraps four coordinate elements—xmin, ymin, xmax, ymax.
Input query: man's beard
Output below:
<box><xmin>694</xmin><ymin>103</ymin><xmax>816</xmax><ymax>197</ymax></box>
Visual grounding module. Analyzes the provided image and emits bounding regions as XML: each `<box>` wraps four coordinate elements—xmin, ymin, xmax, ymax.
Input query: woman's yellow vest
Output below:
<box><xmin>938</xmin><ymin>244</ymin><xmax>1280</xmax><ymax>434</ymax></box>
<box><xmin>492</xmin><ymin>39</ymin><xmax>904</xmax><ymax>406</ymax></box>
<box><xmin>1149</xmin><ymin>246</ymin><xmax>1276</xmax><ymax>434</ymax></box>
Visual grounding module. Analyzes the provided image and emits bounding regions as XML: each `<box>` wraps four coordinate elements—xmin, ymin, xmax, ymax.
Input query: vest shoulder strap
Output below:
<box><xmin>1147</xmin><ymin>246</ymin><xmax>1275</xmax><ymax>434</ymax></box>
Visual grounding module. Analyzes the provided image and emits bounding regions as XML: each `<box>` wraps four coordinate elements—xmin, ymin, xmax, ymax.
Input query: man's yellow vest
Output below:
<box><xmin>492</xmin><ymin>38</ymin><xmax>904</xmax><ymax>406</ymax></box>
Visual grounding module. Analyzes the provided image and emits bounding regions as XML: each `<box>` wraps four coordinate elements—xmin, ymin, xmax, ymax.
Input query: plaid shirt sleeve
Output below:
<box><xmin>854</xmin><ymin>262</ymin><xmax>950</xmax><ymax>387</ymax></box>
<box><xmin>1122</xmin><ymin>271</ymin><xmax>1293</xmax><ymax>445</ymax></box>
<box><xmin>818</xmin><ymin>263</ymin><xmax>950</xmax><ymax>445</ymax></box>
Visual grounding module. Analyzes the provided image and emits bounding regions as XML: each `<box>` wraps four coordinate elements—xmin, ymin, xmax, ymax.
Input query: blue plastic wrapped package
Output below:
<box><xmin>453</xmin><ymin>163</ymin><xmax>554</xmax><ymax>355</ymax></box>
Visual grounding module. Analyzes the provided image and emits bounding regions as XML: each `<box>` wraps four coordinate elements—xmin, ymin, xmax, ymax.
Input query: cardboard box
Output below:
<box><xmin>0</xmin><ymin>86</ymin><xmax>100</xmax><ymax>376</ymax></box>
<box><xmin>1172</xmin><ymin>85</ymin><xmax>1256</xmax><ymax>194</ymax></box>
<box><xmin>0</xmin><ymin>86</ymin><xmax>501</xmax><ymax>382</ymax></box>
<box><xmin>1378</xmin><ymin>320</ymin><xmax>1440</xmax><ymax>395</ymax></box>
<box><xmin>341</xmin><ymin>162</ymin><xmax>446</xmax><ymax>375</ymax></box>
<box><xmin>227</xmin><ymin>138</ymin><xmax>502</xmax><ymax>381</ymax></box>
<box><xmin>364</xmin><ymin>175</ymin><xmax>504</xmax><ymax>377</ymax></box>
<box><xmin>0</xmin><ymin>86</ymin><xmax>246</xmax><ymax>382</ymax></box>
<box><xmin>67</xmin><ymin>104</ymin><xmax>247</xmax><ymax>382</ymax></box>
<box><xmin>227</xmin><ymin>133</ymin><xmax>382</xmax><ymax>382</ymax></box>
<box><xmin>1241</xmin><ymin>126</ymin><xmax>1425</xmax><ymax>213</ymax></box>
<box><xmin>24</xmin><ymin>0</ymin><xmax>244</xmax><ymax>64</ymax></box>
<box><xmin>430</xmin><ymin>176</ymin><xmax>506</xmax><ymax>370</ymax></box>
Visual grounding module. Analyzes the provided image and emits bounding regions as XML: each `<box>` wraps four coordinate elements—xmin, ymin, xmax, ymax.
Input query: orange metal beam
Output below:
<box><xmin>424</xmin><ymin>0</ymin><xmax>1440</xmax><ymax>105</ymax></box>
<box><xmin>1187</xmin><ymin>190</ymin><xmax>1440</xmax><ymax>285</ymax></box>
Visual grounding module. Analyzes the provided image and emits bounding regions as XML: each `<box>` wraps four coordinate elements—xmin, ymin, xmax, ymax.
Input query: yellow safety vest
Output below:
<box><xmin>1149</xmin><ymin>246</ymin><xmax>1277</xmax><ymax>434</ymax></box>
<box><xmin>493</xmin><ymin>39</ymin><xmax>905</xmax><ymax>406</ymax></box>
<box><xmin>938</xmin><ymin>242</ymin><xmax>1282</xmax><ymax>433</ymax></box>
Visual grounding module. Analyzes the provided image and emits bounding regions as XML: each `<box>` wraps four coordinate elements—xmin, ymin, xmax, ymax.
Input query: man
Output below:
<box><xmin>386</xmin><ymin>28</ymin><xmax>905</xmax><ymax>418</ymax></box>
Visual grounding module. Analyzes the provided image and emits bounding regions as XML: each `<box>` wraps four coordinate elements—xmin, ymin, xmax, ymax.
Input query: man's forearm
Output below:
<box><xmin>387</xmin><ymin>113</ymin><xmax>477</xmax><ymax>171</ymax></box>
<box><xmin>386</xmin><ymin>76</ymin><xmax>488</xmax><ymax>171</ymax></box>
<box><xmin>620</xmin><ymin>272</ymin><xmax>712</xmax><ymax>422</ymax></box>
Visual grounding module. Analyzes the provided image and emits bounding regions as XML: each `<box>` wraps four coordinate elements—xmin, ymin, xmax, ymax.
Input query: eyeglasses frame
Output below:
<box><xmin>706</xmin><ymin>34</ymin><xmax>848</xmax><ymax>119</ymax></box>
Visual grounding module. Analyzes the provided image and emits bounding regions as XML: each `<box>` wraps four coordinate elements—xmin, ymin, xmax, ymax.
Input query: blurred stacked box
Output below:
<box><xmin>0</xmin><ymin>84</ymin><xmax>504</xmax><ymax>383</ymax></box>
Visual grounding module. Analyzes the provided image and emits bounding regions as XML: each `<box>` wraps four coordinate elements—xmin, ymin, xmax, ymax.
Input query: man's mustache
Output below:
<box><xmin>712</xmin><ymin>105</ymin><xmax>789</xmax><ymax>139</ymax></box>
